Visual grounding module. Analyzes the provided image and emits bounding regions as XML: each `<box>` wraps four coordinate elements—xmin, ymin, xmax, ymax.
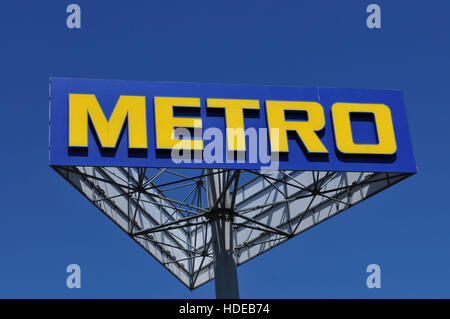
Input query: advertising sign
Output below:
<box><xmin>50</xmin><ymin>78</ymin><xmax>416</xmax><ymax>172</ymax></box>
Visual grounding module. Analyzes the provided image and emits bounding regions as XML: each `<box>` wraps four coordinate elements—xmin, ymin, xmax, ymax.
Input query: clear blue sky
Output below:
<box><xmin>0</xmin><ymin>0</ymin><xmax>449</xmax><ymax>298</ymax></box>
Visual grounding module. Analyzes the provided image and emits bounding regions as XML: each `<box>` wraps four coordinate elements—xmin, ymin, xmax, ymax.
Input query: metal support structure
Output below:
<box><xmin>207</xmin><ymin>169</ymin><xmax>240</xmax><ymax>299</ymax></box>
<box><xmin>52</xmin><ymin>165</ymin><xmax>413</xmax><ymax>294</ymax></box>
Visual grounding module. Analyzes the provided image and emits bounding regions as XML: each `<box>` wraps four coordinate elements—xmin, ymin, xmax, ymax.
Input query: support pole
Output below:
<box><xmin>207</xmin><ymin>170</ymin><xmax>240</xmax><ymax>299</ymax></box>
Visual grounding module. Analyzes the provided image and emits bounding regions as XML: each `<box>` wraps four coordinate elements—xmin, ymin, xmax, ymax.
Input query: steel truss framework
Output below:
<box><xmin>52</xmin><ymin>165</ymin><xmax>412</xmax><ymax>290</ymax></box>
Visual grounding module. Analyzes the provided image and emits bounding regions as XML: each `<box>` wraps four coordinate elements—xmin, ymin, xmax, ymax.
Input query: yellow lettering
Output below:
<box><xmin>266</xmin><ymin>101</ymin><xmax>328</xmax><ymax>153</ymax></box>
<box><xmin>331</xmin><ymin>103</ymin><xmax>397</xmax><ymax>155</ymax></box>
<box><xmin>207</xmin><ymin>98</ymin><xmax>260</xmax><ymax>151</ymax></box>
<box><xmin>154</xmin><ymin>97</ymin><xmax>203</xmax><ymax>150</ymax></box>
<box><xmin>69</xmin><ymin>94</ymin><xmax>147</xmax><ymax>149</ymax></box>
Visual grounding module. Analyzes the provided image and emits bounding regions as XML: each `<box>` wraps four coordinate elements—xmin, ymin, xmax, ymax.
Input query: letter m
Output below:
<box><xmin>69</xmin><ymin>94</ymin><xmax>147</xmax><ymax>149</ymax></box>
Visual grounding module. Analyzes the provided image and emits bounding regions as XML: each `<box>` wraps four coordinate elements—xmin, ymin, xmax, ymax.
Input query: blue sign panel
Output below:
<box><xmin>49</xmin><ymin>78</ymin><xmax>416</xmax><ymax>172</ymax></box>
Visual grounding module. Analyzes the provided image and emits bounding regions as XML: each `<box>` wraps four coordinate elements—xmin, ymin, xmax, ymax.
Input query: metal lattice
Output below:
<box><xmin>52</xmin><ymin>165</ymin><xmax>412</xmax><ymax>290</ymax></box>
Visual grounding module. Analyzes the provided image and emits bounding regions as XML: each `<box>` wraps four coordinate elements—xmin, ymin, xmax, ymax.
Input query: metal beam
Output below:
<box><xmin>207</xmin><ymin>169</ymin><xmax>240</xmax><ymax>299</ymax></box>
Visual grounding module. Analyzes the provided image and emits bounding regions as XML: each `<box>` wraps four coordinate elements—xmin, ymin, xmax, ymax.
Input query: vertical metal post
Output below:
<box><xmin>207</xmin><ymin>169</ymin><xmax>240</xmax><ymax>299</ymax></box>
